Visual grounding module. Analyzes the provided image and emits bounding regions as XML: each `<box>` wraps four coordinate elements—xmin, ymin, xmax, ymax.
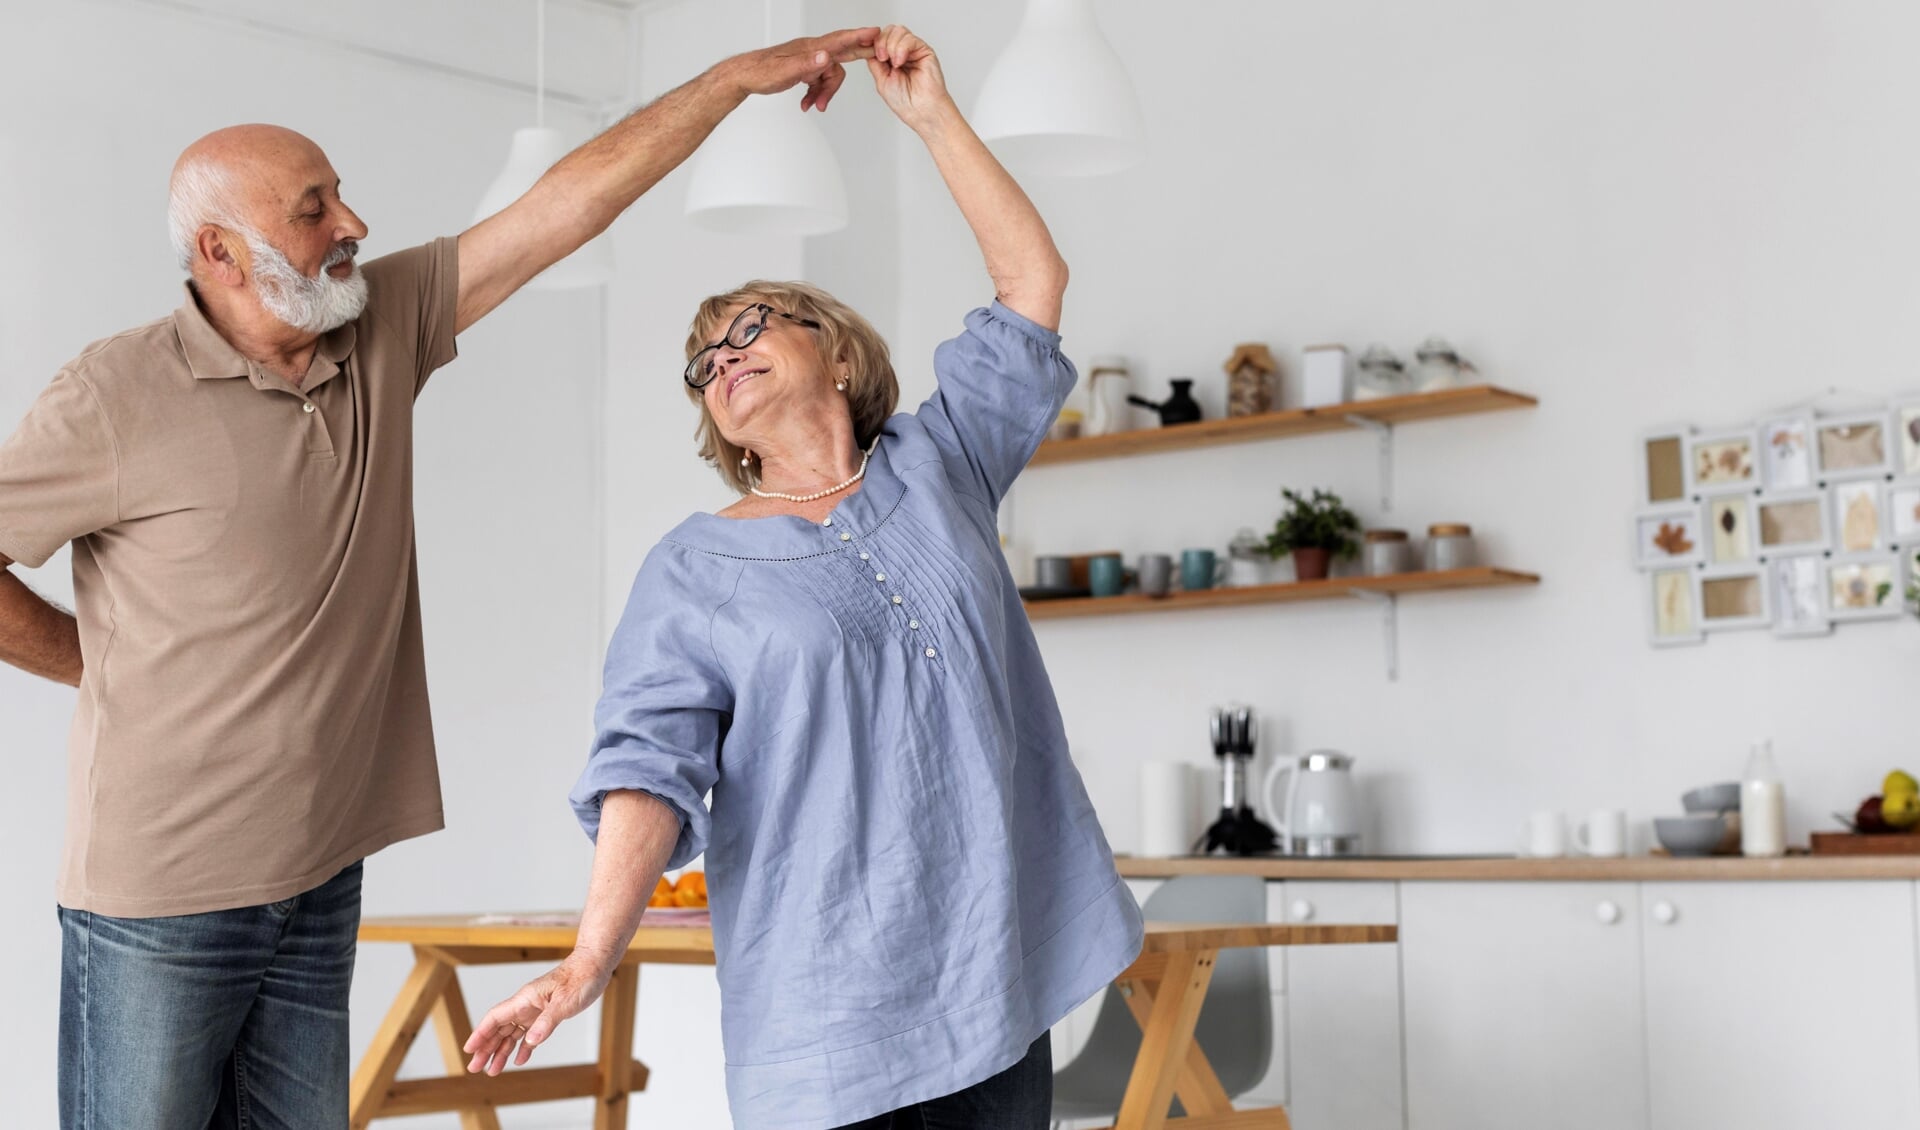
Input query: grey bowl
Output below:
<box><xmin>1656</xmin><ymin>814</ymin><xmax>1727</xmax><ymax>857</ymax></box>
<box><xmin>1681</xmin><ymin>782</ymin><xmax>1741</xmax><ymax>813</ymax></box>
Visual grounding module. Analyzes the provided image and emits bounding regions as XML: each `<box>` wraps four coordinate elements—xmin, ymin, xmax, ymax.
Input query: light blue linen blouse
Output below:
<box><xmin>571</xmin><ymin>301</ymin><xmax>1144</xmax><ymax>1129</ymax></box>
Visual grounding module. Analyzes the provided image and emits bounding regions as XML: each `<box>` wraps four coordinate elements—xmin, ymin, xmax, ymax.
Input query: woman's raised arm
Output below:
<box><xmin>869</xmin><ymin>25</ymin><xmax>1068</xmax><ymax>331</ymax></box>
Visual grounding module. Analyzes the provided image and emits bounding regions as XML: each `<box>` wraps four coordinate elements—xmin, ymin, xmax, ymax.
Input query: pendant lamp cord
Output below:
<box><xmin>536</xmin><ymin>0</ymin><xmax>547</xmax><ymax>128</ymax></box>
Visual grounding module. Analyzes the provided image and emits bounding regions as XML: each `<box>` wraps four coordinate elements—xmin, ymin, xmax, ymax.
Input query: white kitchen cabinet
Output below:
<box><xmin>1283</xmin><ymin>881</ymin><xmax>1403</xmax><ymax>1130</ymax></box>
<box><xmin>1400</xmin><ymin>882</ymin><xmax>1647</xmax><ymax>1130</ymax></box>
<box><xmin>1641</xmin><ymin>880</ymin><xmax>1920</xmax><ymax>1130</ymax></box>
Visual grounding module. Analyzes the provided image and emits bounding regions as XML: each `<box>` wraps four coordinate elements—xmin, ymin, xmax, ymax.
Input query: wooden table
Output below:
<box><xmin>351</xmin><ymin>914</ymin><xmax>1395</xmax><ymax>1130</ymax></box>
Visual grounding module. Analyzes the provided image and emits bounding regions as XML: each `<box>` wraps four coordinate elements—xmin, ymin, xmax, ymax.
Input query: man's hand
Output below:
<box><xmin>0</xmin><ymin>550</ymin><xmax>83</xmax><ymax>687</ymax></box>
<box><xmin>723</xmin><ymin>26</ymin><xmax>880</xmax><ymax>110</ymax></box>
<box><xmin>867</xmin><ymin>25</ymin><xmax>953</xmax><ymax>133</ymax></box>
<box><xmin>464</xmin><ymin>949</ymin><xmax>618</xmax><ymax>1075</ymax></box>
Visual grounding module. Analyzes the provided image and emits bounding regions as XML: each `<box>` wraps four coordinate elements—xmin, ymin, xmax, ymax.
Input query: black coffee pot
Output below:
<box><xmin>1128</xmin><ymin>379</ymin><xmax>1202</xmax><ymax>427</ymax></box>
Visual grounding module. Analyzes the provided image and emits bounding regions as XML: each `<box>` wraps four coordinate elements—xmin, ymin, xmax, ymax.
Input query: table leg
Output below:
<box><xmin>1112</xmin><ymin>949</ymin><xmax>1218</xmax><ymax>1130</ymax></box>
<box><xmin>594</xmin><ymin>962</ymin><xmax>640</xmax><ymax>1130</ymax></box>
<box><xmin>429</xmin><ymin>968</ymin><xmax>505</xmax><ymax>1130</ymax></box>
<box><xmin>350</xmin><ymin>951</ymin><xmax>455</xmax><ymax>1130</ymax></box>
<box><xmin>1117</xmin><ymin>975</ymin><xmax>1234</xmax><ymax>1117</ymax></box>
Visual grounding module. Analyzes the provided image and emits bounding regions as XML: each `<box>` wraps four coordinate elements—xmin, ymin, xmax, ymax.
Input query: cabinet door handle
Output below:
<box><xmin>1595</xmin><ymin>900</ymin><xmax>1622</xmax><ymax>925</ymax></box>
<box><xmin>1651</xmin><ymin>900</ymin><xmax>1678</xmax><ymax>925</ymax></box>
<box><xmin>1289</xmin><ymin>899</ymin><xmax>1315</xmax><ymax>922</ymax></box>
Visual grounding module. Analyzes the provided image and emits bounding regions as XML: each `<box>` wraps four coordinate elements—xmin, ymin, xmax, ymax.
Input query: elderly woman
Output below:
<box><xmin>467</xmin><ymin>25</ymin><xmax>1141</xmax><ymax>1129</ymax></box>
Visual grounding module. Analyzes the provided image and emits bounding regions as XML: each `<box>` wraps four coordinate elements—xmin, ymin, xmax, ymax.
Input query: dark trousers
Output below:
<box><xmin>834</xmin><ymin>1033</ymin><xmax>1053</xmax><ymax>1129</ymax></box>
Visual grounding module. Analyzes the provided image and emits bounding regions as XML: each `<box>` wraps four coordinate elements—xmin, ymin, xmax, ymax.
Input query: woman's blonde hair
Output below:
<box><xmin>684</xmin><ymin>280</ymin><xmax>899</xmax><ymax>494</ymax></box>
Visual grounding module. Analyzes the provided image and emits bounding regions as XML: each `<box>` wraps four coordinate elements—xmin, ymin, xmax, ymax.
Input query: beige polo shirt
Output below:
<box><xmin>0</xmin><ymin>237</ymin><xmax>460</xmax><ymax>917</ymax></box>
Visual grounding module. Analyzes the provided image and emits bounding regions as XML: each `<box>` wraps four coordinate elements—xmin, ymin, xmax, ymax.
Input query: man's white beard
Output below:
<box><xmin>246</xmin><ymin>233</ymin><xmax>368</xmax><ymax>334</ymax></box>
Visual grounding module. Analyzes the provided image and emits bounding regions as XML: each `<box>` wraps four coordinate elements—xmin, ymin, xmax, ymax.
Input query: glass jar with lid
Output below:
<box><xmin>1424</xmin><ymin>523</ymin><xmax>1477</xmax><ymax>571</ymax></box>
<box><xmin>1362</xmin><ymin>529</ymin><xmax>1413</xmax><ymax>576</ymax></box>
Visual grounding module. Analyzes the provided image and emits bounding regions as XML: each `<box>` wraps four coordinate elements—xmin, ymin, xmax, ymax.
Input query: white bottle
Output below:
<box><xmin>1084</xmin><ymin>356</ymin><xmax>1132</xmax><ymax>438</ymax></box>
<box><xmin>1740</xmin><ymin>740</ymin><xmax>1787</xmax><ymax>858</ymax></box>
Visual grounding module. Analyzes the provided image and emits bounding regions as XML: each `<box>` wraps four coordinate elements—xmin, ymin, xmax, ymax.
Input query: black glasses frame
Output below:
<box><xmin>684</xmin><ymin>303</ymin><xmax>823</xmax><ymax>389</ymax></box>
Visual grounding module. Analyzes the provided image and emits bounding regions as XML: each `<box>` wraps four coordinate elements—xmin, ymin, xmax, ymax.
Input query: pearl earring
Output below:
<box><xmin>836</xmin><ymin>381</ymin><xmax>847</xmax><ymax>392</ymax></box>
<box><xmin>740</xmin><ymin>452</ymin><xmax>751</xmax><ymax>467</ymax></box>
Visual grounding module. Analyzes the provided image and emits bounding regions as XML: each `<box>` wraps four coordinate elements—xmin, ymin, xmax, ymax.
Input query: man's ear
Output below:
<box><xmin>197</xmin><ymin>226</ymin><xmax>246</xmax><ymax>287</ymax></box>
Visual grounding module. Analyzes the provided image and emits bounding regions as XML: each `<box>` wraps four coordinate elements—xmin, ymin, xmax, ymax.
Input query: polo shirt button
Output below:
<box><xmin>840</xmin><ymin>532</ymin><xmax>851</xmax><ymax>541</ymax></box>
<box><xmin>909</xmin><ymin>619</ymin><xmax>920</xmax><ymax>629</ymax></box>
<box><xmin>925</xmin><ymin>647</ymin><xmax>938</xmax><ymax>658</ymax></box>
<box><xmin>822</xmin><ymin>517</ymin><xmax>833</xmax><ymax>526</ymax></box>
<box><xmin>892</xmin><ymin>595</ymin><xmax>903</xmax><ymax>605</ymax></box>
<box><xmin>859</xmin><ymin>553</ymin><xmax>870</xmax><ymax>561</ymax></box>
<box><xmin>875</xmin><ymin>573</ymin><xmax>886</xmax><ymax>582</ymax></box>
<box><xmin>302</xmin><ymin>402</ymin><xmax>315</xmax><ymax>414</ymax></box>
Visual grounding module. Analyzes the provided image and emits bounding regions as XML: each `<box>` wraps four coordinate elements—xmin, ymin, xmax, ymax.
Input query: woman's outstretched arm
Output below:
<box><xmin>870</xmin><ymin>25</ymin><xmax>1068</xmax><ymax>331</ymax></box>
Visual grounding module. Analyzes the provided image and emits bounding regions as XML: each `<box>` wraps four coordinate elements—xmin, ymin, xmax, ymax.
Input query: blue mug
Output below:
<box><xmin>1181</xmin><ymin>548</ymin><xmax>1225</xmax><ymax>591</ymax></box>
<box><xmin>1089</xmin><ymin>554</ymin><xmax>1126</xmax><ymax>597</ymax></box>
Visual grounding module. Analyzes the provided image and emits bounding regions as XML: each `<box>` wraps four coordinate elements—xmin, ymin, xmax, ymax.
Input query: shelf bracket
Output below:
<box><xmin>1343</xmin><ymin>414</ymin><xmax>1395</xmax><ymax>512</ymax></box>
<box><xmin>1347</xmin><ymin>588</ymin><xmax>1399</xmax><ymax>682</ymax></box>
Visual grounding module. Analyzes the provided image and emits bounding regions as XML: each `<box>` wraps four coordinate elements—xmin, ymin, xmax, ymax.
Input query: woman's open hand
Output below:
<box><xmin>463</xmin><ymin>949</ymin><xmax>617</xmax><ymax>1075</ymax></box>
<box><xmin>867</xmin><ymin>25</ymin><xmax>953</xmax><ymax>132</ymax></box>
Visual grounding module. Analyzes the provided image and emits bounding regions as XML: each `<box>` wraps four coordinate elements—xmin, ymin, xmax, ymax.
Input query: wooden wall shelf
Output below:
<box><xmin>1022</xmin><ymin>566</ymin><xmax>1540</xmax><ymax>622</ymax></box>
<box><xmin>1028</xmin><ymin>384</ymin><xmax>1537</xmax><ymax>467</ymax></box>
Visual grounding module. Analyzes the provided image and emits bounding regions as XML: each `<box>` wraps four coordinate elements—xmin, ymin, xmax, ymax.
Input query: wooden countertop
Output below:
<box><xmin>1116</xmin><ymin>853</ymin><xmax>1920</xmax><ymax>881</ymax></box>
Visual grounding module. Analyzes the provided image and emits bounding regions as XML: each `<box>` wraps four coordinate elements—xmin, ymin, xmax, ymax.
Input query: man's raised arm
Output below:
<box><xmin>453</xmin><ymin>26</ymin><xmax>878</xmax><ymax>334</ymax></box>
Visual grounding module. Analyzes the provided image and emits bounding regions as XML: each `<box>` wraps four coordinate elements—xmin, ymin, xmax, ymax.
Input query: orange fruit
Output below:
<box><xmin>647</xmin><ymin>877</ymin><xmax>676</xmax><ymax>908</ymax></box>
<box><xmin>672</xmin><ymin>871</ymin><xmax>708</xmax><ymax>908</ymax></box>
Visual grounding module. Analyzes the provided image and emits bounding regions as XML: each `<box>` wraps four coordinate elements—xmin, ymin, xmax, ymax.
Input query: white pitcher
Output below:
<box><xmin>1263</xmin><ymin>751</ymin><xmax>1363</xmax><ymax>856</ymax></box>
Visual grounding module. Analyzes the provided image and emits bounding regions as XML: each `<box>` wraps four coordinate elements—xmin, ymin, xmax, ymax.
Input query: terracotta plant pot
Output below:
<box><xmin>1292</xmin><ymin>547</ymin><xmax>1332</xmax><ymax>581</ymax></box>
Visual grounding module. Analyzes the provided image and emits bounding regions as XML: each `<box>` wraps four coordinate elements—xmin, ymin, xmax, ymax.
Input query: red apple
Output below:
<box><xmin>1857</xmin><ymin>795</ymin><xmax>1891</xmax><ymax>834</ymax></box>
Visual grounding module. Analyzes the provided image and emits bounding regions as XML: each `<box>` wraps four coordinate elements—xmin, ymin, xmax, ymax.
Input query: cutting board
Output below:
<box><xmin>1810</xmin><ymin>831</ymin><xmax>1920</xmax><ymax>855</ymax></box>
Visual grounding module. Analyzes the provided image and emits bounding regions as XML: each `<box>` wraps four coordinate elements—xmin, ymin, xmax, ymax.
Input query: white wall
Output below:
<box><xmin>876</xmin><ymin>0</ymin><xmax>1920</xmax><ymax>857</ymax></box>
<box><xmin>0</xmin><ymin>2</ymin><xmax>608</xmax><ymax>1126</ymax></box>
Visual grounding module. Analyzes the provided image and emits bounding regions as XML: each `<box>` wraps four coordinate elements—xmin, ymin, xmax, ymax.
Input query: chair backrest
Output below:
<box><xmin>1068</xmin><ymin>875</ymin><xmax>1273</xmax><ymax>1099</ymax></box>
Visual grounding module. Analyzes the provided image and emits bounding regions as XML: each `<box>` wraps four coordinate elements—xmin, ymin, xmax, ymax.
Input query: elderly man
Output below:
<box><xmin>0</xmin><ymin>27</ymin><xmax>877</xmax><ymax>1129</ymax></box>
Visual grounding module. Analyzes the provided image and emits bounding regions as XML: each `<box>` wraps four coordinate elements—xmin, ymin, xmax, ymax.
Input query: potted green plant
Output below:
<box><xmin>1266</xmin><ymin>488</ymin><xmax>1360</xmax><ymax>581</ymax></box>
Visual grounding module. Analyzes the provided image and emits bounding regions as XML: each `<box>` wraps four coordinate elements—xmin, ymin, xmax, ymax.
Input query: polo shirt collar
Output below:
<box><xmin>172</xmin><ymin>282</ymin><xmax>357</xmax><ymax>383</ymax></box>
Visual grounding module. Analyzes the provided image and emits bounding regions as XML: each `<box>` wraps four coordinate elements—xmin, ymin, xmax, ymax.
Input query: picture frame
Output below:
<box><xmin>1888</xmin><ymin>481</ymin><xmax>1920</xmax><ymax>544</ymax></box>
<box><xmin>1906</xmin><ymin>546</ymin><xmax>1920</xmax><ymax>613</ymax></box>
<box><xmin>1634</xmin><ymin>505</ymin><xmax>1705</xmax><ymax>568</ymax></box>
<box><xmin>1813</xmin><ymin>412</ymin><xmax>1893</xmax><ymax>481</ymax></box>
<box><xmin>1896</xmin><ymin>402</ymin><xmax>1920</xmax><ymax>478</ymax></box>
<box><xmin>1769</xmin><ymin>554</ymin><xmax>1830</xmax><ymax>638</ymax></box>
<box><xmin>1759</xmin><ymin>416</ymin><xmax>1815</xmax><ymax>491</ymax></box>
<box><xmin>1753</xmin><ymin>491</ymin><xmax>1831</xmax><ymax>555</ymax></box>
<box><xmin>1705</xmin><ymin>495</ymin><xmax>1756</xmax><ymax>564</ymax></box>
<box><xmin>1648</xmin><ymin>567</ymin><xmax>1704</xmax><ymax>647</ymax></box>
<box><xmin>1639</xmin><ymin>425</ymin><xmax>1693</xmax><ymax>506</ymax></box>
<box><xmin>1696</xmin><ymin>566</ymin><xmax>1771</xmax><ymax>632</ymax></box>
<box><xmin>1826</xmin><ymin>554</ymin><xmax>1902</xmax><ymax>621</ymax></box>
<box><xmin>1831</xmin><ymin>479</ymin><xmax>1886</xmax><ymax>554</ymax></box>
<box><xmin>1685</xmin><ymin>429</ymin><xmax>1760</xmax><ymax>495</ymax></box>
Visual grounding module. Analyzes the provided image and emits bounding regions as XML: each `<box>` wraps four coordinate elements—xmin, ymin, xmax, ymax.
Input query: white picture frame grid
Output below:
<box><xmin>1637</xmin><ymin>398</ymin><xmax>1919</xmax><ymax>648</ymax></box>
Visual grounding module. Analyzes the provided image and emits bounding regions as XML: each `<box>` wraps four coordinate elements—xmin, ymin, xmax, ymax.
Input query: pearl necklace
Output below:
<box><xmin>748</xmin><ymin>441</ymin><xmax>877</xmax><ymax>503</ymax></box>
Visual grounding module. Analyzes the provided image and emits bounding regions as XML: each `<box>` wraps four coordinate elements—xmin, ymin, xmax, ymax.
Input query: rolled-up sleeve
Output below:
<box><xmin>569</xmin><ymin>545</ymin><xmax>735</xmax><ymax>869</ymax></box>
<box><xmin>914</xmin><ymin>300</ymin><xmax>1078</xmax><ymax>508</ymax></box>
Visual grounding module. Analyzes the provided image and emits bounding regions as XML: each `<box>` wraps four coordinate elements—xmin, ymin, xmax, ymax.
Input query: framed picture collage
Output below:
<box><xmin>1636</xmin><ymin>404</ymin><xmax>1920</xmax><ymax>646</ymax></box>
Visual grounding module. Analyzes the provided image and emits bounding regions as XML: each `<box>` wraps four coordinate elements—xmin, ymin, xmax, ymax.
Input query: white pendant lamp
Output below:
<box><xmin>683</xmin><ymin>0</ymin><xmax>849</xmax><ymax>236</ymax></box>
<box><xmin>973</xmin><ymin>0</ymin><xmax>1146</xmax><ymax>177</ymax></box>
<box><xmin>472</xmin><ymin>0</ymin><xmax>614</xmax><ymax>289</ymax></box>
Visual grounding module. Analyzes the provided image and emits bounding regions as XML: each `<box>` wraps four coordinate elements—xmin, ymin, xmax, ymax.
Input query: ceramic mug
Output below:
<box><xmin>1089</xmin><ymin>554</ymin><xmax>1126</xmax><ymax>597</ymax></box>
<box><xmin>1524</xmin><ymin>810</ymin><xmax>1568</xmax><ymax>858</ymax></box>
<box><xmin>1181</xmin><ymin>548</ymin><xmax>1227</xmax><ymax>592</ymax></box>
<box><xmin>1033</xmin><ymin>555</ymin><xmax>1073</xmax><ymax>590</ymax></box>
<box><xmin>1576</xmin><ymin>809</ymin><xmax>1628</xmax><ymax>858</ymax></box>
<box><xmin>1137</xmin><ymin>554</ymin><xmax>1173</xmax><ymax>597</ymax></box>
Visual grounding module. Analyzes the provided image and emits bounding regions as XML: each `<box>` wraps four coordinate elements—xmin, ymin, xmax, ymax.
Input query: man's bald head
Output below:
<box><xmin>165</xmin><ymin>124</ymin><xmax>371</xmax><ymax>335</ymax></box>
<box><xmin>166</xmin><ymin>125</ymin><xmax>339</xmax><ymax>271</ymax></box>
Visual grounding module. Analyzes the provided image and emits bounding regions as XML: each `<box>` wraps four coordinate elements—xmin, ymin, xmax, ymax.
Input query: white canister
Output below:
<box><xmin>1085</xmin><ymin>356</ymin><xmax>1133</xmax><ymax>438</ymax></box>
<box><xmin>1139</xmin><ymin>762</ymin><xmax>1195</xmax><ymax>857</ymax></box>
<box><xmin>1424</xmin><ymin>524</ymin><xmax>1477</xmax><ymax>571</ymax></box>
<box><xmin>1363</xmin><ymin>529</ymin><xmax>1413</xmax><ymax>576</ymax></box>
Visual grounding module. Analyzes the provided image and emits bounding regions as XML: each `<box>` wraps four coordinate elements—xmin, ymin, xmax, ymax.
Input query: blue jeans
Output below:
<box><xmin>833</xmin><ymin>1033</ymin><xmax>1052</xmax><ymax>1129</ymax></box>
<box><xmin>58</xmin><ymin>861</ymin><xmax>363</xmax><ymax>1130</ymax></box>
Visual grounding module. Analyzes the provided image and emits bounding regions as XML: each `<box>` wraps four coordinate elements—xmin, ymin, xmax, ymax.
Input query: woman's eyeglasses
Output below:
<box><xmin>685</xmin><ymin>304</ymin><xmax>822</xmax><ymax>389</ymax></box>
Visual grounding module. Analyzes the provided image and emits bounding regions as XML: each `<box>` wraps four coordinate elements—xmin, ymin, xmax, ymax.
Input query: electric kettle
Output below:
<box><xmin>1263</xmin><ymin>750</ymin><xmax>1363</xmax><ymax>856</ymax></box>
